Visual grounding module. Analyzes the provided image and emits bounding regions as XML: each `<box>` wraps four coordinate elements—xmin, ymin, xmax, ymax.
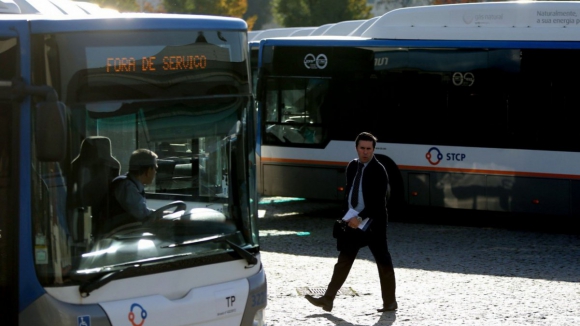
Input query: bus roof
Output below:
<box><xmin>362</xmin><ymin>1</ymin><xmax>580</xmax><ymax>41</ymax></box>
<box><xmin>321</xmin><ymin>19</ymin><xmax>365</xmax><ymax>36</ymax></box>
<box><xmin>309</xmin><ymin>23</ymin><xmax>334</xmax><ymax>36</ymax></box>
<box><xmin>349</xmin><ymin>16</ymin><xmax>379</xmax><ymax>36</ymax></box>
<box><xmin>4</xmin><ymin>0</ymin><xmax>118</xmax><ymax>15</ymax></box>
<box><xmin>288</xmin><ymin>27</ymin><xmax>316</xmax><ymax>36</ymax></box>
<box><xmin>0</xmin><ymin>13</ymin><xmax>248</xmax><ymax>33</ymax></box>
<box><xmin>260</xmin><ymin>35</ymin><xmax>370</xmax><ymax>46</ymax></box>
<box><xmin>250</xmin><ymin>27</ymin><xmax>305</xmax><ymax>41</ymax></box>
<box><xmin>52</xmin><ymin>0</ymin><xmax>94</xmax><ymax>15</ymax></box>
<box><xmin>249</xmin><ymin>17</ymin><xmax>377</xmax><ymax>42</ymax></box>
<box><xmin>248</xmin><ymin>30</ymin><xmax>259</xmax><ymax>41</ymax></box>
<box><xmin>0</xmin><ymin>0</ymin><xmax>19</xmax><ymax>13</ymax></box>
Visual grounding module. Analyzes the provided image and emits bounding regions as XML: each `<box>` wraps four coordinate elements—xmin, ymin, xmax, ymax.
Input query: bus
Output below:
<box><xmin>0</xmin><ymin>4</ymin><xmax>266</xmax><ymax>326</ymax></box>
<box><xmin>255</xmin><ymin>1</ymin><xmax>580</xmax><ymax>218</ymax></box>
<box><xmin>249</xmin><ymin>19</ymin><xmax>377</xmax><ymax>193</ymax></box>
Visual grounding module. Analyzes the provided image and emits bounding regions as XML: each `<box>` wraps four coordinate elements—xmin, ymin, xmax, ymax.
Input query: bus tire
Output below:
<box><xmin>375</xmin><ymin>155</ymin><xmax>406</xmax><ymax>221</ymax></box>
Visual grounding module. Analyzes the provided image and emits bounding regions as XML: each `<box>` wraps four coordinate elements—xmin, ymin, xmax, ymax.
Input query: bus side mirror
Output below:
<box><xmin>35</xmin><ymin>101</ymin><xmax>67</xmax><ymax>162</ymax></box>
<box><xmin>10</xmin><ymin>79</ymin><xmax>67</xmax><ymax>162</ymax></box>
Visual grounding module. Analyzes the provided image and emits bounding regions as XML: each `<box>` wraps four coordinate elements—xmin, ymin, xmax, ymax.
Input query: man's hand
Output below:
<box><xmin>348</xmin><ymin>216</ymin><xmax>361</xmax><ymax>228</ymax></box>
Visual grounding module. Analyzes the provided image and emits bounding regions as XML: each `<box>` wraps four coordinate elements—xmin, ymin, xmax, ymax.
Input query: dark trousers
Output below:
<box><xmin>325</xmin><ymin>237</ymin><xmax>396</xmax><ymax>305</ymax></box>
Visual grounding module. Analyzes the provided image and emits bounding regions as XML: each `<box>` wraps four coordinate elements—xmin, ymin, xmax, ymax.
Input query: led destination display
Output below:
<box><xmin>88</xmin><ymin>43</ymin><xmax>231</xmax><ymax>75</ymax></box>
<box><xmin>106</xmin><ymin>55</ymin><xmax>207</xmax><ymax>73</ymax></box>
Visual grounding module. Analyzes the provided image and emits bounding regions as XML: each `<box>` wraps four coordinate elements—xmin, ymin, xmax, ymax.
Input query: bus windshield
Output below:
<box><xmin>31</xmin><ymin>28</ymin><xmax>256</xmax><ymax>287</ymax></box>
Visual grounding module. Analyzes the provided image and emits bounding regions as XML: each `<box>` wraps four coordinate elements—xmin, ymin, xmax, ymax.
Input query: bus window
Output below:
<box><xmin>264</xmin><ymin>78</ymin><xmax>329</xmax><ymax>145</ymax></box>
<box><xmin>510</xmin><ymin>49</ymin><xmax>580</xmax><ymax>152</ymax></box>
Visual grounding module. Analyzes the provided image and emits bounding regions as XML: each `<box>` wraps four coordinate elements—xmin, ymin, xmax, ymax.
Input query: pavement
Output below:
<box><xmin>257</xmin><ymin>198</ymin><xmax>580</xmax><ymax>326</ymax></box>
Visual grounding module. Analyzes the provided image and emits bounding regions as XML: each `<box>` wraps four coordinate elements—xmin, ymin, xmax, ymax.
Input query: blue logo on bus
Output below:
<box><xmin>128</xmin><ymin>303</ymin><xmax>147</xmax><ymax>326</ymax></box>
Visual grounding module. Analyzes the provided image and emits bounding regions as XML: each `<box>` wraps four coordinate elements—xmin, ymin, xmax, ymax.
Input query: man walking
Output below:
<box><xmin>305</xmin><ymin>132</ymin><xmax>397</xmax><ymax>312</ymax></box>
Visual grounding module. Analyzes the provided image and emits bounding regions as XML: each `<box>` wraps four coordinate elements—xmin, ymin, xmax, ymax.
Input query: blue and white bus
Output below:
<box><xmin>255</xmin><ymin>1</ymin><xmax>580</xmax><ymax>218</ymax></box>
<box><xmin>0</xmin><ymin>4</ymin><xmax>266</xmax><ymax>325</ymax></box>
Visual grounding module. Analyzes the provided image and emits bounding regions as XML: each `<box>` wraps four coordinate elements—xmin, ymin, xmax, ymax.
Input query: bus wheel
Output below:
<box><xmin>376</xmin><ymin>155</ymin><xmax>406</xmax><ymax>222</ymax></box>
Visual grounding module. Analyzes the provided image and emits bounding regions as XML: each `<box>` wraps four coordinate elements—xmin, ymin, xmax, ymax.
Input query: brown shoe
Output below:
<box><xmin>377</xmin><ymin>301</ymin><xmax>398</xmax><ymax>312</ymax></box>
<box><xmin>305</xmin><ymin>295</ymin><xmax>333</xmax><ymax>312</ymax></box>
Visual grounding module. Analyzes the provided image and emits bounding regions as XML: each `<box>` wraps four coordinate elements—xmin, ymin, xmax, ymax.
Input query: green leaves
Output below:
<box><xmin>273</xmin><ymin>0</ymin><xmax>372</xmax><ymax>27</ymax></box>
<box><xmin>162</xmin><ymin>0</ymin><xmax>247</xmax><ymax>17</ymax></box>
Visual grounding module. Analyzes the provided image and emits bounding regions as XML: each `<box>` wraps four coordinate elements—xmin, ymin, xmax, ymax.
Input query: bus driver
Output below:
<box><xmin>98</xmin><ymin>149</ymin><xmax>159</xmax><ymax>236</ymax></box>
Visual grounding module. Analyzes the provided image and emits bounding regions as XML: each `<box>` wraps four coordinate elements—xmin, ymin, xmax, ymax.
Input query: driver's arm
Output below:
<box><xmin>113</xmin><ymin>180</ymin><xmax>155</xmax><ymax>220</ymax></box>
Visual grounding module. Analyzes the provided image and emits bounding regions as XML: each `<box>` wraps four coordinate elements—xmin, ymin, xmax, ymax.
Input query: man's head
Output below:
<box><xmin>129</xmin><ymin>149</ymin><xmax>158</xmax><ymax>184</ymax></box>
<box><xmin>355</xmin><ymin>132</ymin><xmax>377</xmax><ymax>164</ymax></box>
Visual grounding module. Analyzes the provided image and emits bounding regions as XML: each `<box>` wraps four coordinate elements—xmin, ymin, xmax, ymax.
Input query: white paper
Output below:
<box><xmin>342</xmin><ymin>208</ymin><xmax>359</xmax><ymax>221</ymax></box>
<box><xmin>358</xmin><ymin>218</ymin><xmax>370</xmax><ymax>230</ymax></box>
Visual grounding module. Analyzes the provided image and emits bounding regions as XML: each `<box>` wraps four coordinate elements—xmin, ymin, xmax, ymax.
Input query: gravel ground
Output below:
<box><xmin>257</xmin><ymin>198</ymin><xmax>580</xmax><ymax>326</ymax></box>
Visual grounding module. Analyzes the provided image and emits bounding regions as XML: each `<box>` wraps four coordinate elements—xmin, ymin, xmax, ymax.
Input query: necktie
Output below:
<box><xmin>350</xmin><ymin>162</ymin><xmax>363</xmax><ymax>208</ymax></box>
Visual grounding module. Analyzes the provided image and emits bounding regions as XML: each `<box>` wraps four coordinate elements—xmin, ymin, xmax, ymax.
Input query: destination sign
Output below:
<box><xmin>270</xmin><ymin>46</ymin><xmax>374</xmax><ymax>76</ymax></box>
<box><xmin>105</xmin><ymin>55</ymin><xmax>207</xmax><ymax>73</ymax></box>
<box><xmin>87</xmin><ymin>43</ymin><xmax>232</xmax><ymax>75</ymax></box>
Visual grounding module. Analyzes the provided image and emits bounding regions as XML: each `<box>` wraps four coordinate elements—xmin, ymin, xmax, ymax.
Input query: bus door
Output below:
<box><xmin>0</xmin><ymin>18</ymin><xmax>30</xmax><ymax>325</ymax></box>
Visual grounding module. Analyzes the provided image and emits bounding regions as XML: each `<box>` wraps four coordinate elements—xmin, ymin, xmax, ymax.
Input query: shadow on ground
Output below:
<box><xmin>258</xmin><ymin>199</ymin><xmax>580</xmax><ymax>283</ymax></box>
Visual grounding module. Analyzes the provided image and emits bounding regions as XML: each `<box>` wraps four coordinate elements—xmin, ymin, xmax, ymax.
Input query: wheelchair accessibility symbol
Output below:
<box><xmin>77</xmin><ymin>315</ymin><xmax>90</xmax><ymax>326</ymax></box>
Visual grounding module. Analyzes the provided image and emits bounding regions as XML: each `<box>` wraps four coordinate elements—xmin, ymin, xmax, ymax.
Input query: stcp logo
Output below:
<box><xmin>304</xmin><ymin>53</ymin><xmax>328</xmax><ymax>69</ymax></box>
<box><xmin>425</xmin><ymin>147</ymin><xmax>467</xmax><ymax>165</ymax></box>
<box><xmin>128</xmin><ymin>303</ymin><xmax>147</xmax><ymax>326</ymax></box>
<box><xmin>425</xmin><ymin>147</ymin><xmax>443</xmax><ymax>165</ymax></box>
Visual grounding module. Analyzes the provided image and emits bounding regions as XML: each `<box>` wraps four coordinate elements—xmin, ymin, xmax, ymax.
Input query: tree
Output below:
<box><xmin>91</xmin><ymin>0</ymin><xmax>140</xmax><ymax>12</ymax></box>
<box><xmin>273</xmin><ymin>0</ymin><xmax>372</xmax><ymax>27</ymax></box>
<box><xmin>244</xmin><ymin>0</ymin><xmax>273</xmax><ymax>30</ymax></box>
<box><xmin>162</xmin><ymin>0</ymin><xmax>247</xmax><ymax>18</ymax></box>
<box><xmin>90</xmin><ymin>0</ymin><xmax>252</xmax><ymax>28</ymax></box>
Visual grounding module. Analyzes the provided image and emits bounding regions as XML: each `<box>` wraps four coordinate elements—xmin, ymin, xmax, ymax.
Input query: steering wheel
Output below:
<box><xmin>149</xmin><ymin>201</ymin><xmax>187</xmax><ymax>221</ymax></box>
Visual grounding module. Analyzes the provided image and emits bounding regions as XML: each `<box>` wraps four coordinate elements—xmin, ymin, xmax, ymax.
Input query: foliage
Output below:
<box><xmin>244</xmin><ymin>0</ymin><xmax>273</xmax><ymax>30</ymax></box>
<box><xmin>91</xmin><ymin>0</ymin><xmax>140</xmax><ymax>12</ymax></box>
<box><xmin>88</xmin><ymin>0</ymin><xmax>254</xmax><ymax>29</ymax></box>
<box><xmin>273</xmin><ymin>0</ymin><xmax>372</xmax><ymax>27</ymax></box>
<box><xmin>162</xmin><ymin>0</ymin><xmax>247</xmax><ymax>17</ymax></box>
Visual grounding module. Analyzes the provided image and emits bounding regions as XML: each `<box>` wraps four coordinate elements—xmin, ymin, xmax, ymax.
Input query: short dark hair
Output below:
<box><xmin>355</xmin><ymin>132</ymin><xmax>377</xmax><ymax>148</ymax></box>
<box><xmin>129</xmin><ymin>149</ymin><xmax>158</xmax><ymax>175</ymax></box>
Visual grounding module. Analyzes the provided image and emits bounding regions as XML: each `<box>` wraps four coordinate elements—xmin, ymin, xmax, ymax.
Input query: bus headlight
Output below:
<box><xmin>252</xmin><ymin>308</ymin><xmax>265</xmax><ymax>326</ymax></box>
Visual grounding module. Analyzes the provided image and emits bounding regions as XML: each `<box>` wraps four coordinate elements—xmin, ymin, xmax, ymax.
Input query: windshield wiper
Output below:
<box><xmin>76</xmin><ymin>253</ymin><xmax>191</xmax><ymax>297</ymax></box>
<box><xmin>77</xmin><ymin>234</ymin><xmax>257</xmax><ymax>296</ymax></box>
<box><xmin>162</xmin><ymin>233</ymin><xmax>257</xmax><ymax>267</ymax></box>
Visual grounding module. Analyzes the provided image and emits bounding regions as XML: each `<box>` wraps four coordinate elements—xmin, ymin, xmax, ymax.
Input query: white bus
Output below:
<box><xmin>255</xmin><ymin>1</ymin><xmax>580</xmax><ymax>218</ymax></box>
<box><xmin>0</xmin><ymin>2</ymin><xmax>266</xmax><ymax>325</ymax></box>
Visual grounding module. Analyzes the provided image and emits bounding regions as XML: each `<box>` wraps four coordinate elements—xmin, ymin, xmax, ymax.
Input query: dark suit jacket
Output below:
<box><xmin>343</xmin><ymin>156</ymin><xmax>389</xmax><ymax>241</ymax></box>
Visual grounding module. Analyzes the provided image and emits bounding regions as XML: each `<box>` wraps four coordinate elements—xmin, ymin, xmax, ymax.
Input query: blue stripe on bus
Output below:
<box><xmin>261</xmin><ymin>38</ymin><xmax>580</xmax><ymax>50</ymax></box>
<box><xmin>15</xmin><ymin>20</ymin><xmax>47</xmax><ymax>312</ymax></box>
